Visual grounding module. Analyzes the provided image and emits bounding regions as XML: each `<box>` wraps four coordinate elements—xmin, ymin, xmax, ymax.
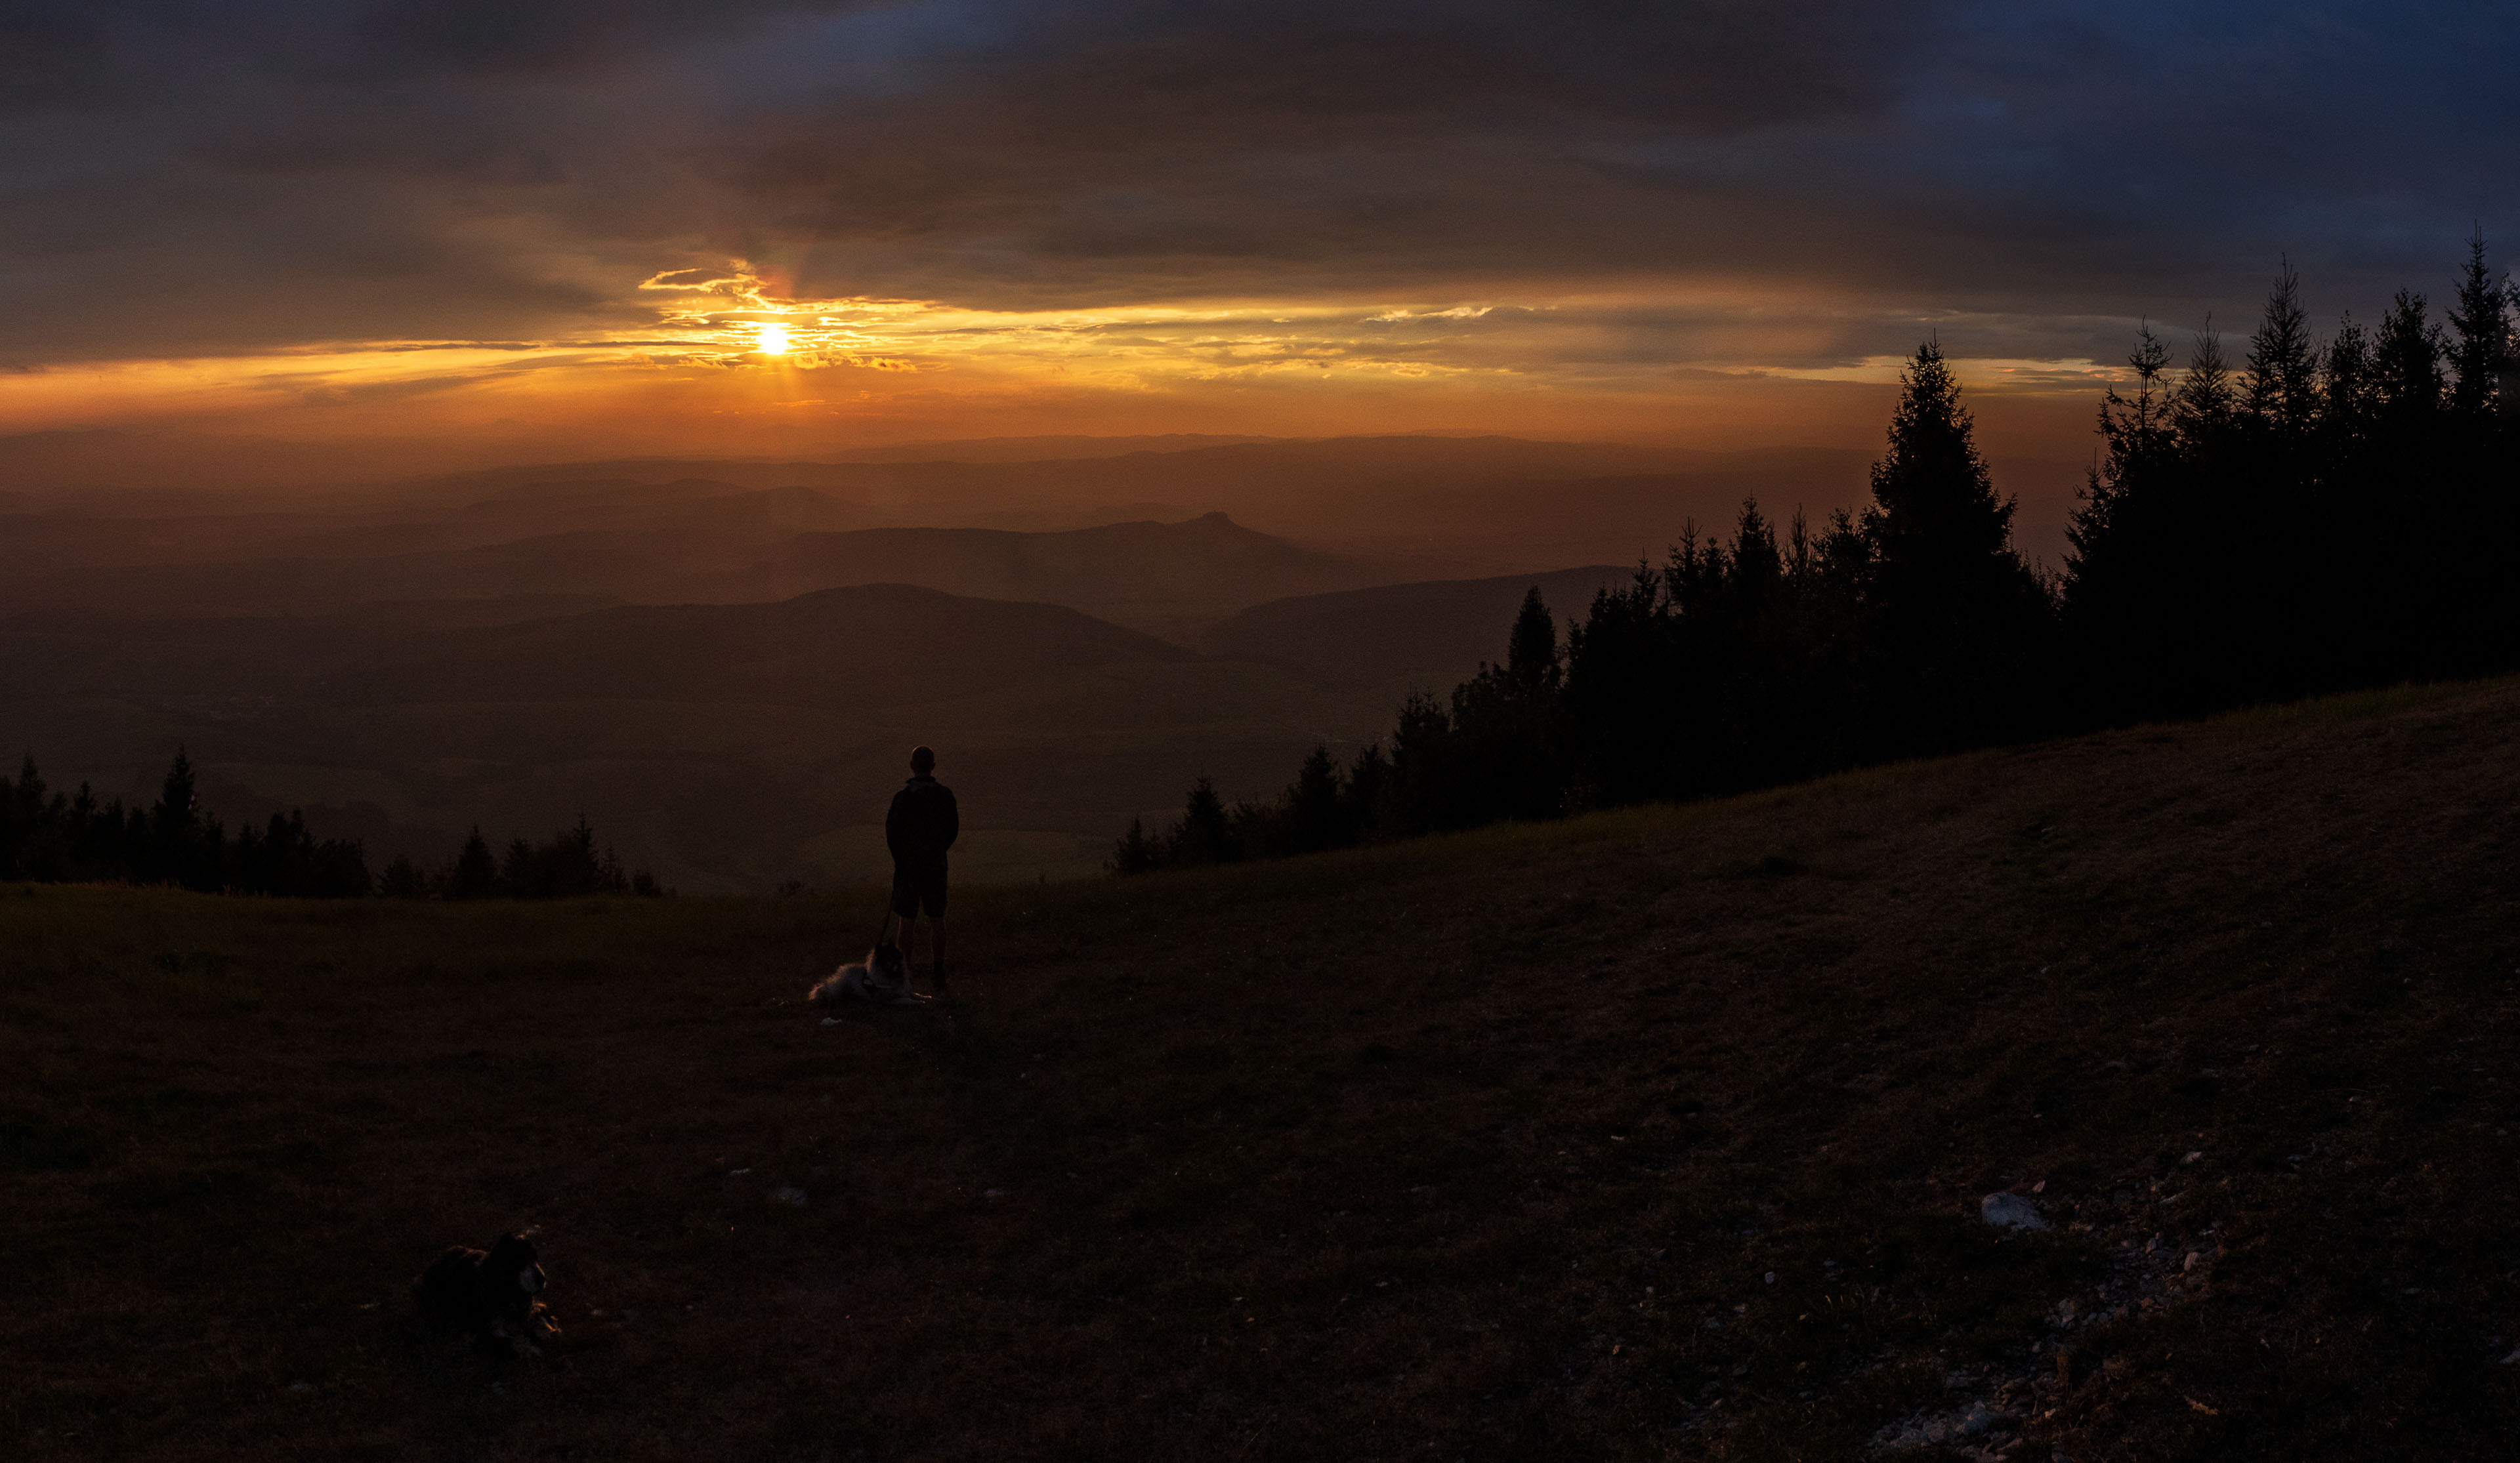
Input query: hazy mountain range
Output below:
<box><xmin>0</xmin><ymin>432</ymin><xmax>2078</xmax><ymax>890</ymax></box>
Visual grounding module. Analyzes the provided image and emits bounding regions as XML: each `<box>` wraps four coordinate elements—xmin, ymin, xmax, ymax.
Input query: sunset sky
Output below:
<box><xmin>6</xmin><ymin>1</ymin><xmax>2515</xmax><ymax>483</ymax></box>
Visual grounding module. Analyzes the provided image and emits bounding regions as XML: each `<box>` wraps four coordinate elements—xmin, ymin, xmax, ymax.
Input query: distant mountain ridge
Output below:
<box><xmin>0</xmin><ymin>508</ymin><xmax>1377</xmax><ymax>632</ymax></box>
<box><xmin>1201</xmin><ymin>565</ymin><xmax>1637</xmax><ymax>688</ymax></box>
<box><xmin>322</xmin><ymin>583</ymin><xmax>1197</xmax><ymax>711</ymax></box>
<box><xmin>406</xmin><ymin>436</ymin><xmax>2079</xmax><ymax>570</ymax></box>
<box><xmin>671</xmin><ymin>512</ymin><xmax>1374</xmax><ymax>627</ymax></box>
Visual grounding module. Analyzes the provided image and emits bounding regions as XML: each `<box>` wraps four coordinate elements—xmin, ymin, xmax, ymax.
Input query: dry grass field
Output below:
<box><xmin>6</xmin><ymin>679</ymin><xmax>2520</xmax><ymax>1460</ymax></box>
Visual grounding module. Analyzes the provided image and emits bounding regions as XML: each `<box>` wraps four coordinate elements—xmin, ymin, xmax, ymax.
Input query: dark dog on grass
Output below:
<box><xmin>414</xmin><ymin>1231</ymin><xmax>558</xmax><ymax>1357</ymax></box>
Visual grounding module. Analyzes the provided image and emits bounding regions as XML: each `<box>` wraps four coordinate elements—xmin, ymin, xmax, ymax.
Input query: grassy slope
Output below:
<box><xmin>5</xmin><ymin>680</ymin><xmax>2519</xmax><ymax>1460</ymax></box>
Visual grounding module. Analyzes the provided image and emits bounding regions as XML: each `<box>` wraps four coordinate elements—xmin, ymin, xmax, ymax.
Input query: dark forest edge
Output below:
<box><xmin>1116</xmin><ymin>237</ymin><xmax>2520</xmax><ymax>872</ymax></box>
<box><xmin>0</xmin><ymin>752</ymin><xmax>666</xmax><ymax>899</ymax></box>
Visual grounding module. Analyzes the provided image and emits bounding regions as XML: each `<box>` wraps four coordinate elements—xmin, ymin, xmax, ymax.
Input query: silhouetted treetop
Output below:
<box><xmin>1864</xmin><ymin>339</ymin><xmax>2016</xmax><ymax>577</ymax></box>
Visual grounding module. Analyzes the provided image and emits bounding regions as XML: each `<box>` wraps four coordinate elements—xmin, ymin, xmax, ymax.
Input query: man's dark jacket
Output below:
<box><xmin>885</xmin><ymin>777</ymin><xmax>959</xmax><ymax>868</ymax></box>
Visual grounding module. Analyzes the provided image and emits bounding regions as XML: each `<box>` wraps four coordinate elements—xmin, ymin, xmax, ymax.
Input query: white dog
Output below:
<box><xmin>810</xmin><ymin>941</ymin><xmax>924</xmax><ymax>1007</ymax></box>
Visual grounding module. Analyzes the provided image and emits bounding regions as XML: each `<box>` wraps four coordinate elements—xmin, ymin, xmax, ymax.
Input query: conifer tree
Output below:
<box><xmin>1385</xmin><ymin>691</ymin><xmax>1458</xmax><ymax>833</ymax></box>
<box><xmin>500</xmin><ymin>836</ymin><xmax>537</xmax><ymax>894</ymax></box>
<box><xmin>146</xmin><ymin>751</ymin><xmax>222</xmax><ymax>889</ymax></box>
<box><xmin>1285</xmin><ymin>746</ymin><xmax>1347</xmax><ymax>853</ymax></box>
<box><xmin>1861</xmin><ymin>339</ymin><xmax>2048</xmax><ymax>753</ymax></box>
<box><xmin>2244</xmin><ymin>264</ymin><xmax>2320</xmax><ymax>435</ymax></box>
<box><xmin>2172</xmin><ymin>319</ymin><xmax>2237</xmax><ymax>435</ymax></box>
<box><xmin>1502</xmin><ymin>586</ymin><xmax>1560</xmax><ymax>696</ymax></box>
<box><xmin>2374</xmin><ymin>289</ymin><xmax>2444</xmax><ymax>419</ymax></box>
<box><xmin>1341</xmin><ymin>743</ymin><xmax>1391</xmax><ymax>837</ymax></box>
<box><xmin>1728</xmin><ymin>499</ymin><xmax>1784</xmax><ymax>602</ymax></box>
<box><xmin>448</xmin><ymin>826</ymin><xmax>499</xmax><ymax>898</ymax></box>
<box><xmin>2065</xmin><ymin>325</ymin><xmax>2178</xmax><ymax>660</ymax></box>
<box><xmin>1865</xmin><ymin>340</ymin><xmax>2013</xmax><ymax>575</ymax></box>
<box><xmin>1110</xmin><ymin>817</ymin><xmax>1158</xmax><ymax>874</ymax></box>
<box><xmin>379</xmin><ymin>853</ymin><xmax>429</xmax><ymax>898</ymax></box>
<box><xmin>1173</xmin><ymin>777</ymin><xmax>1234</xmax><ymax>865</ymax></box>
<box><xmin>2447</xmin><ymin>229</ymin><xmax>2511</xmax><ymax>419</ymax></box>
<box><xmin>2322</xmin><ymin>314</ymin><xmax>2375</xmax><ymax>436</ymax></box>
<box><xmin>1448</xmin><ymin>583</ymin><xmax>1566</xmax><ymax>826</ymax></box>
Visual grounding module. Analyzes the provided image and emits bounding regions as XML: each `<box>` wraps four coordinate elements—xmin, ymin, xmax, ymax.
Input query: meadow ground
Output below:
<box><xmin>5</xmin><ymin>680</ymin><xmax>2520</xmax><ymax>1460</ymax></box>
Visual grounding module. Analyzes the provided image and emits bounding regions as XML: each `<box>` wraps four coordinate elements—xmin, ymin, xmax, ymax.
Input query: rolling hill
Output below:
<box><xmin>320</xmin><ymin>584</ymin><xmax>1198</xmax><ymax>710</ymax></box>
<box><xmin>0</xmin><ymin>510</ymin><xmax>1373</xmax><ymax>632</ymax></box>
<box><xmin>4</xmin><ymin>679</ymin><xmax>2514</xmax><ymax>1459</ymax></box>
<box><xmin>0</xmin><ymin>583</ymin><xmax>1411</xmax><ymax>893</ymax></box>
<box><xmin>664</xmin><ymin>513</ymin><xmax>1377</xmax><ymax>631</ymax></box>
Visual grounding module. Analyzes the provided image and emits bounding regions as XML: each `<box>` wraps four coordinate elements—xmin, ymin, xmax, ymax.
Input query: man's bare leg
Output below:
<box><xmin>931</xmin><ymin>917</ymin><xmax>948</xmax><ymax>996</ymax></box>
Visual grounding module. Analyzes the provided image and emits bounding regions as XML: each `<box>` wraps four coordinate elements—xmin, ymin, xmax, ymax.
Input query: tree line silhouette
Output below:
<box><xmin>1118</xmin><ymin>238</ymin><xmax>2519</xmax><ymax>871</ymax></box>
<box><xmin>376</xmin><ymin>821</ymin><xmax>665</xmax><ymax>899</ymax></box>
<box><xmin>0</xmin><ymin>751</ymin><xmax>663</xmax><ymax>898</ymax></box>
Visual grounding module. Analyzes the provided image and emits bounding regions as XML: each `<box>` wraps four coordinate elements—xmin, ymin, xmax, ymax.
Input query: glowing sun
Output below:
<box><xmin>755</xmin><ymin>321</ymin><xmax>791</xmax><ymax>354</ymax></box>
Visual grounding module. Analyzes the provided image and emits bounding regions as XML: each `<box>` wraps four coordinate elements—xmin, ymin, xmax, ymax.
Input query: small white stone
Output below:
<box><xmin>1981</xmin><ymin>1193</ymin><xmax>2048</xmax><ymax>1230</ymax></box>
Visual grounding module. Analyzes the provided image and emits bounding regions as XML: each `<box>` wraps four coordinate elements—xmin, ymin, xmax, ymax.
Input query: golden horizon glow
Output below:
<box><xmin>0</xmin><ymin>258</ymin><xmax>2130</xmax><ymax>473</ymax></box>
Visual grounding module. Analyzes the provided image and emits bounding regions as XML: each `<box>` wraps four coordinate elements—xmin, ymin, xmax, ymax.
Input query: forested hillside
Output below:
<box><xmin>1127</xmin><ymin>243</ymin><xmax>2520</xmax><ymax>871</ymax></box>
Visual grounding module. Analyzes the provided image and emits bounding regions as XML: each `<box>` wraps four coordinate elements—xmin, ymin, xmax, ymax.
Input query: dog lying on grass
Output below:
<box><xmin>810</xmin><ymin>940</ymin><xmax>925</xmax><ymax>1007</ymax></box>
<box><xmin>414</xmin><ymin>1231</ymin><xmax>559</xmax><ymax>1358</ymax></box>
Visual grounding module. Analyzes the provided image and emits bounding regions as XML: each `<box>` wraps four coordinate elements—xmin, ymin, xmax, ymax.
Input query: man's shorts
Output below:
<box><xmin>890</xmin><ymin>862</ymin><xmax>948</xmax><ymax>918</ymax></box>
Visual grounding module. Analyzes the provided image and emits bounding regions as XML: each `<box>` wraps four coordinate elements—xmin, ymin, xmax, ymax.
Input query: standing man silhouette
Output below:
<box><xmin>885</xmin><ymin>745</ymin><xmax>959</xmax><ymax>996</ymax></box>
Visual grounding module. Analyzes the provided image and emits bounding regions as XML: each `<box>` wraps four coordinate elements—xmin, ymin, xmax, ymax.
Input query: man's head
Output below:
<box><xmin>910</xmin><ymin>745</ymin><xmax>936</xmax><ymax>776</ymax></box>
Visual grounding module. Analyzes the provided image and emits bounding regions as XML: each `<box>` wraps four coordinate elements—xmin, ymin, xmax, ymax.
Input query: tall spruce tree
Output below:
<box><xmin>147</xmin><ymin>750</ymin><xmax>223</xmax><ymax>889</ymax></box>
<box><xmin>1559</xmin><ymin>566</ymin><xmax>1672</xmax><ymax>807</ymax></box>
<box><xmin>2322</xmin><ymin>313</ymin><xmax>2375</xmax><ymax>438</ymax></box>
<box><xmin>2374</xmin><ymin>289</ymin><xmax>2445</xmax><ymax>419</ymax></box>
<box><xmin>1446</xmin><ymin>585</ymin><xmax>1565</xmax><ymax>822</ymax></box>
<box><xmin>2172</xmin><ymin>319</ymin><xmax>2238</xmax><ymax>436</ymax></box>
<box><xmin>1284</xmin><ymin>746</ymin><xmax>1347</xmax><ymax>853</ymax></box>
<box><xmin>2441</xmin><ymin>231</ymin><xmax>2520</xmax><ymax>666</ymax></box>
<box><xmin>1860</xmin><ymin>339</ymin><xmax>2049</xmax><ymax>752</ymax></box>
<box><xmin>2448</xmin><ymin>230</ymin><xmax>2511</xmax><ymax>419</ymax></box>
<box><xmin>2064</xmin><ymin>325</ymin><xmax>2194</xmax><ymax>716</ymax></box>
<box><xmin>2244</xmin><ymin>264</ymin><xmax>2320</xmax><ymax>436</ymax></box>
<box><xmin>448</xmin><ymin>826</ymin><xmax>499</xmax><ymax>898</ymax></box>
<box><xmin>1502</xmin><ymin>586</ymin><xmax>1560</xmax><ymax>696</ymax></box>
<box><xmin>1173</xmin><ymin>777</ymin><xmax>1235</xmax><ymax>865</ymax></box>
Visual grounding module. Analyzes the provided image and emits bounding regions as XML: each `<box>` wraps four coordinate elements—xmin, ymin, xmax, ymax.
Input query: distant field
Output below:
<box><xmin>5</xmin><ymin>679</ymin><xmax>2518</xmax><ymax>1459</ymax></box>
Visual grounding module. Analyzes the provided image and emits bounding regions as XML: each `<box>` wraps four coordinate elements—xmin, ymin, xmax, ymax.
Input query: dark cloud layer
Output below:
<box><xmin>3</xmin><ymin>0</ymin><xmax>2515</xmax><ymax>371</ymax></box>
